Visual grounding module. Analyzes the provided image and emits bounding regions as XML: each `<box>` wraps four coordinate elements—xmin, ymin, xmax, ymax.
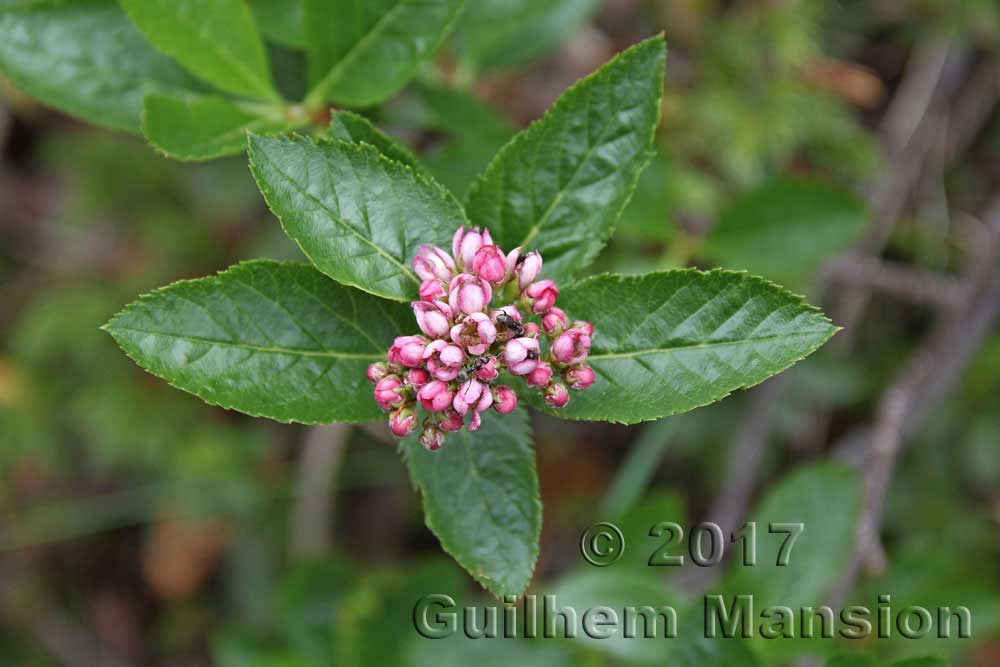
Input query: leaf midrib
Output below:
<box><xmin>109</xmin><ymin>325</ymin><xmax>381</xmax><ymax>361</ymax></box>
<box><xmin>588</xmin><ymin>329</ymin><xmax>830</xmax><ymax>360</ymax></box>
<box><xmin>255</xmin><ymin>142</ymin><xmax>421</xmax><ymax>288</ymax></box>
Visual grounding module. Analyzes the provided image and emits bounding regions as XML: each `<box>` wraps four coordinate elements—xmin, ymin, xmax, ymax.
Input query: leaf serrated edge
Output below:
<box><xmin>247</xmin><ymin>132</ymin><xmax>469</xmax><ymax>302</ymax></box>
<box><xmin>550</xmin><ymin>268</ymin><xmax>839</xmax><ymax>425</ymax></box>
<box><xmin>399</xmin><ymin>409</ymin><xmax>542</xmax><ymax>599</ymax></box>
<box><xmin>464</xmin><ymin>33</ymin><xmax>667</xmax><ymax>276</ymax></box>
<box><xmin>102</xmin><ymin>258</ymin><xmax>384</xmax><ymax>425</ymax></box>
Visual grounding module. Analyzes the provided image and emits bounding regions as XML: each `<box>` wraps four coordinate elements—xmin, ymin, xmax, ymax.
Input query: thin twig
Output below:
<box><xmin>290</xmin><ymin>424</ymin><xmax>351</xmax><ymax>559</ymax></box>
<box><xmin>821</xmin><ymin>253</ymin><xmax>962</xmax><ymax>309</ymax></box>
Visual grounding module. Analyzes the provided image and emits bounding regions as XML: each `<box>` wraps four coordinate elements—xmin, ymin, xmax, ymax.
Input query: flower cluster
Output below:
<box><xmin>367</xmin><ymin>227</ymin><xmax>596</xmax><ymax>451</ymax></box>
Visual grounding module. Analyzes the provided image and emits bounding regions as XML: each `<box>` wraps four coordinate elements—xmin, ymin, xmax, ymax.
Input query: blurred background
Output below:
<box><xmin>1</xmin><ymin>0</ymin><xmax>999</xmax><ymax>665</ymax></box>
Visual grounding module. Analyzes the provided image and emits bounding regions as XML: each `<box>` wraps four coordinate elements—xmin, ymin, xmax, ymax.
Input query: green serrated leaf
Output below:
<box><xmin>249</xmin><ymin>0</ymin><xmax>305</xmax><ymax>49</ymax></box>
<box><xmin>0</xmin><ymin>0</ymin><xmax>198</xmax><ymax>132</ymax></box>
<box><xmin>702</xmin><ymin>179</ymin><xmax>868</xmax><ymax>291</ymax></box>
<box><xmin>403</xmin><ymin>408</ymin><xmax>540</xmax><ymax>598</ymax></box>
<box><xmin>465</xmin><ymin>35</ymin><xmax>665</xmax><ymax>283</ymax></box>
<box><xmin>721</xmin><ymin>463</ymin><xmax>861</xmax><ymax>609</ymax></box>
<box><xmin>554</xmin><ymin>270</ymin><xmax>837</xmax><ymax>424</ymax></box>
<box><xmin>119</xmin><ymin>0</ymin><xmax>279</xmax><ymax>101</ymax></box>
<box><xmin>104</xmin><ymin>260</ymin><xmax>410</xmax><ymax>424</ymax></box>
<box><xmin>142</xmin><ymin>93</ymin><xmax>298</xmax><ymax>161</ymax></box>
<box><xmin>328</xmin><ymin>111</ymin><xmax>422</xmax><ymax>173</ymax></box>
<box><xmin>303</xmin><ymin>0</ymin><xmax>466</xmax><ymax>108</ymax></box>
<box><xmin>247</xmin><ymin>134</ymin><xmax>465</xmax><ymax>301</ymax></box>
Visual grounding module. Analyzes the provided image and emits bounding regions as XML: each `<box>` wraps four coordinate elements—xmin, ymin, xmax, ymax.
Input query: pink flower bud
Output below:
<box><xmin>388</xmin><ymin>335</ymin><xmax>427</xmax><ymax>368</ymax></box>
<box><xmin>404</xmin><ymin>367</ymin><xmax>430</xmax><ymax>387</ymax></box>
<box><xmin>472</xmin><ymin>245</ymin><xmax>507</xmax><ymax>284</ymax></box>
<box><xmin>551</xmin><ymin>327</ymin><xmax>591</xmax><ymax>365</ymax></box>
<box><xmin>412</xmin><ymin>300</ymin><xmax>453</xmax><ymax>339</ymax></box>
<box><xmin>572</xmin><ymin>320</ymin><xmax>594</xmax><ymax>336</ymax></box>
<box><xmin>506</xmin><ymin>248</ymin><xmax>543</xmax><ymax>290</ymax></box>
<box><xmin>524</xmin><ymin>279</ymin><xmax>558</xmax><ymax>314</ymax></box>
<box><xmin>448</xmin><ymin>273</ymin><xmax>492</xmax><ymax>315</ymax></box>
<box><xmin>413</xmin><ymin>245</ymin><xmax>456</xmax><ymax>282</ymax></box>
<box><xmin>544</xmin><ymin>382</ymin><xmax>570</xmax><ymax>409</ymax></box>
<box><xmin>423</xmin><ymin>339</ymin><xmax>466</xmax><ymax>382</ymax></box>
<box><xmin>522</xmin><ymin>322</ymin><xmax>541</xmax><ymax>338</ymax></box>
<box><xmin>468</xmin><ymin>387</ymin><xmax>494</xmax><ymax>431</ymax></box>
<box><xmin>491</xmin><ymin>305</ymin><xmax>524</xmax><ymax>342</ymax></box>
<box><xmin>420</xmin><ymin>422</ymin><xmax>445</xmax><ymax>451</ymax></box>
<box><xmin>438</xmin><ymin>408</ymin><xmax>464</xmax><ymax>432</ymax></box>
<box><xmin>367</xmin><ymin>362</ymin><xmax>391</xmax><ymax>383</ymax></box>
<box><xmin>492</xmin><ymin>385</ymin><xmax>518</xmax><ymax>414</ymax></box>
<box><xmin>452</xmin><ymin>378</ymin><xmax>485</xmax><ymax>416</ymax></box>
<box><xmin>418</xmin><ymin>380</ymin><xmax>455</xmax><ymax>413</ymax></box>
<box><xmin>419</xmin><ymin>278</ymin><xmax>447</xmax><ymax>302</ymax></box>
<box><xmin>475</xmin><ymin>355</ymin><xmax>499</xmax><ymax>381</ymax></box>
<box><xmin>503</xmin><ymin>337</ymin><xmax>540</xmax><ymax>376</ymax></box>
<box><xmin>541</xmin><ymin>307</ymin><xmax>568</xmax><ymax>335</ymax></box>
<box><xmin>452</xmin><ymin>226</ymin><xmax>493</xmax><ymax>270</ymax></box>
<box><xmin>373</xmin><ymin>376</ymin><xmax>405</xmax><ymax>411</ymax></box>
<box><xmin>525</xmin><ymin>360</ymin><xmax>553</xmax><ymax>388</ymax></box>
<box><xmin>450</xmin><ymin>312</ymin><xmax>497</xmax><ymax>355</ymax></box>
<box><xmin>388</xmin><ymin>406</ymin><xmax>417</xmax><ymax>437</ymax></box>
<box><xmin>566</xmin><ymin>365</ymin><xmax>595</xmax><ymax>391</ymax></box>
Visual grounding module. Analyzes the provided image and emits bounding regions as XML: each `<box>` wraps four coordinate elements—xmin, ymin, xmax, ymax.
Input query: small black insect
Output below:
<box><xmin>495</xmin><ymin>312</ymin><xmax>524</xmax><ymax>338</ymax></box>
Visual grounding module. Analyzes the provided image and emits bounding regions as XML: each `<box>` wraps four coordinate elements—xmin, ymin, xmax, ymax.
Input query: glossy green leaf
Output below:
<box><xmin>303</xmin><ymin>0</ymin><xmax>466</xmax><ymax>108</ymax></box>
<box><xmin>403</xmin><ymin>408</ymin><xmax>540</xmax><ymax>598</ymax></box>
<box><xmin>142</xmin><ymin>93</ymin><xmax>297</xmax><ymax>161</ymax></box>
<box><xmin>103</xmin><ymin>260</ymin><xmax>411</xmax><ymax>424</ymax></box>
<box><xmin>250</xmin><ymin>0</ymin><xmax>305</xmax><ymax>49</ymax></box>
<box><xmin>247</xmin><ymin>134</ymin><xmax>465</xmax><ymax>301</ymax></box>
<box><xmin>455</xmin><ymin>0</ymin><xmax>600</xmax><ymax>72</ymax></box>
<box><xmin>702</xmin><ymin>179</ymin><xmax>868</xmax><ymax>291</ymax></box>
<box><xmin>555</xmin><ymin>270</ymin><xmax>838</xmax><ymax>424</ymax></box>
<box><xmin>328</xmin><ymin>111</ymin><xmax>422</xmax><ymax>172</ymax></box>
<box><xmin>0</xmin><ymin>0</ymin><xmax>197</xmax><ymax>132</ymax></box>
<box><xmin>465</xmin><ymin>35</ymin><xmax>665</xmax><ymax>283</ymax></box>
<box><xmin>119</xmin><ymin>0</ymin><xmax>279</xmax><ymax>101</ymax></box>
<box><xmin>721</xmin><ymin>463</ymin><xmax>861</xmax><ymax>609</ymax></box>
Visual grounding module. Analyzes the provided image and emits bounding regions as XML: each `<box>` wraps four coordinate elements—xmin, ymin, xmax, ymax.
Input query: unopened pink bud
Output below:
<box><xmin>448</xmin><ymin>273</ymin><xmax>492</xmax><ymax>315</ymax></box>
<box><xmin>492</xmin><ymin>385</ymin><xmax>518</xmax><ymax>414</ymax></box>
<box><xmin>503</xmin><ymin>337</ymin><xmax>540</xmax><ymax>376</ymax></box>
<box><xmin>452</xmin><ymin>226</ymin><xmax>493</xmax><ymax>270</ymax></box>
<box><xmin>522</xmin><ymin>322</ymin><xmax>541</xmax><ymax>338</ymax></box>
<box><xmin>506</xmin><ymin>248</ymin><xmax>542</xmax><ymax>290</ymax></box>
<box><xmin>566</xmin><ymin>365</ymin><xmax>595</xmax><ymax>391</ymax></box>
<box><xmin>420</xmin><ymin>422</ymin><xmax>446</xmax><ymax>451</ymax></box>
<box><xmin>524</xmin><ymin>279</ymin><xmax>558</xmax><ymax>314</ymax></box>
<box><xmin>367</xmin><ymin>362</ymin><xmax>391</xmax><ymax>383</ymax></box>
<box><xmin>404</xmin><ymin>367</ymin><xmax>430</xmax><ymax>387</ymax></box>
<box><xmin>450</xmin><ymin>312</ymin><xmax>497</xmax><ymax>355</ymax></box>
<box><xmin>475</xmin><ymin>355</ymin><xmax>499</xmax><ymax>381</ymax></box>
<box><xmin>472</xmin><ymin>245</ymin><xmax>507</xmax><ymax>284</ymax></box>
<box><xmin>452</xmin><ymin>378</ymin><xmax>485</xmax><ymax>416</ymax></box>
<box><xmin>389</xmin><ymin>406</ymin><xmax>417</xmax><ymax>437</ymax></box>
<box><xmin>388</xmin><ymin>335</ymin><xmax>427</xmax><ymax>368</ymax></box>
<box><xmin>572</xmin><ymin>320</ymin><xmax>594</xmax><ymax>336</ymax></box>
<box><xmin>418</xmin><ymin>380</ymin><xmax>455</xmax><ymax>413</ymax></box>
<box><xmin>412</xmin><ymin>300</ymin><xmax>453</xmax><ymax>339</ymax></box>
<box><xmin>525</xmin><ymin>360</ymin><xmax>553</xmax><ymax>388</ymax></box>
<box><xmin>550</xmin><ymin>327</ymin><xmax>591</xmax><ymax>365</ymax></box>
<box><xmin>438</xmin><ymin>408</ymin><xmax>464</xmax><ymax>432</ymax></box>
<box><xmin>373</xmin><ymin>376</ymin><xmax>405</xmax><ymax>411</ymax></box>
<box><xmin>544</xmin><ymin>382</ymin><xmax>570</xmax><ymax>409</ymax></box>
<box><xmin>413</xmin><ymin>245</ymin><xmax>456</xmax><ymax>282</ymax></box>
<box><xmin>423</xmin><ymin>339</ymin><xmax>466</xmax><ymax>382</ymax></box>
<box><xmin>419</xmin><ymin>278</ymin><xmax>447</xmax><ymax>302</ymax></box>
<box><xmin>541</xmin><ymin>307</ymin><xmax>568</xmax><ymax>335</ymax></box>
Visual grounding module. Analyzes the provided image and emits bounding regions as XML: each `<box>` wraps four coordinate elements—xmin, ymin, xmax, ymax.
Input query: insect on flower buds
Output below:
<box><xmin>372</xmin><ymin>226</ymin><xmax>595</xmax><ymax>449</ymax></box>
